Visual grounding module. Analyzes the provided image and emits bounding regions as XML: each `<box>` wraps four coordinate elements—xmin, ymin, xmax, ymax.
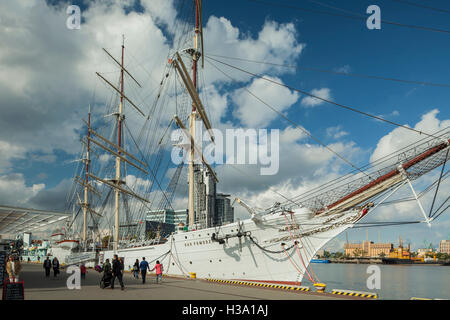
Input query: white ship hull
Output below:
<box><xmin>47</xmin><ymin>239</ymin><xmax>80</xmax><ymax>265</ymax></box>
<box><xmin>101</xmin><ymin>207</ymin><xmax>364</xmax><ymax>284</ymax></box>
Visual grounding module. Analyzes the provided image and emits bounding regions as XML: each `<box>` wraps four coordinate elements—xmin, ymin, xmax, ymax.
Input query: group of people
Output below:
<box><xmin>132</xmin><ymin>257</ymin><xmax>163</xmax><ymax>284</ymax></box>
<box><xmin>42</xmin><ymin>256</ymin><xmax>60</xmax><ymax>277</ymax></box>
<box><xmin>101</xmin><ymin>254</ymin><xmax>125</xmax><ymax>290</ymax></box>
<box><xmin>5</xmin><ymin>255</ymin><xmax>22</xmax><ymax>283</ymax></box>
<box><xmin>5</xmin><ymin>253</ymin><xmax>163</xmax><ymax>290</ymax></box>
<box><xmin>101</xmin><ymin>255</ymin><xmax>163</xmax><ymax>290</ymax></box>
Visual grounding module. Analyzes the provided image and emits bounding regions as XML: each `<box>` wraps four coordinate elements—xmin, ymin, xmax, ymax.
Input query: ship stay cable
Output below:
<box><xmin>282</xmin><ymin>214</ymin><xmax>315</xmax><ymax>282</ymax></box>
<box><xmin>287</xmin><ymin>214</ymin><xmax>320</xmax><ymax>282</ymax></box>
<box><xmin>123</xmin><ymin>121</ymin><xmax>176</xmax><ymax>220</ymax></box>
<box><xmin>428</xmin><ymin>149</ymin><xmax>449</xmax><ymax>218</ymax></box>
<box><xmin>285</xmin><ymin>127</ymin><xmax>450</xmax><ymax>207</ymax></box>
<box><xmin>206</xmin><ymin>59</ymin><xmax>373</xmax><ymax>181</ymax></box>
<box><xmin>216</xmin><ymin>164</ymin><xmax>303</xmax><ymax>208</ymax></box>
<box><xmin>247</xmin><ymin>0</ymin><xmax>450</xmax><ymax>35</ymax></box>
<box><xmin>206</xmin><ymin>58</ymin><xmax>450</xmax><ymax>225</ymax></box>
<box><xmin>206</xmin><ymin>56</ymin><xmax>442</xmax><ymax>141</ymax></box>
<box><xmin>205</xmin><ymin>53</ymin><xmax>450</xmax><ymax>89</ymax></box>
<box><xmin>123</xmin><ymin>120</ymin><xmax>178</xmax><ymax>219</ymax></box>
<box><xmin>391</xmin><ymin>0</ymin><xmax>450</xmax><ymax>14</ymax></box>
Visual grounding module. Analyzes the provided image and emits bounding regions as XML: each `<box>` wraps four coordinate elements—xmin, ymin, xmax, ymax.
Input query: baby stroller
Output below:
<box><xmin>100</xmin><ymin>272</ymin><xmax>112</xmax><ymax>289</ymax></box>
<box><xmin>95</xmin><ymin>265</ymin><xmax>112</xmax><ymax>289</ymax></box>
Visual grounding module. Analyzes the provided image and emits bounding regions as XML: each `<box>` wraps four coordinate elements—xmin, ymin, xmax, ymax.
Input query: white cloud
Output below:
<box><xmin>0</xmin><ymin>173</ymin><xmax>45</xmax><ymax>205</ymax></box>
<box><xmin>203</xmin><ymin>18</ymin><xmax>304</xmax><ymax>84</ymax></box>
<box><xmin>232</xmin><ymin>76</ymin><xmax>299</xmax><ymax>127</ymax></box>
<box><xmin>125</xmin><ymin>174</ymin><xmax>151</xmax><ymax>191</ymax></box>
<box><xmin>0</xmin><ymin>140</ymin><xmax>26</xmax><ymax>173</ymax></box>
<box><xmin>370</xmin><ymin>109</ymin><xmax>450</xmax><ymax>163</ymax></box>
<box><xmin>326</xmin><ymin>125</ymin><xmax>349</xmax><ymax>140</ymax></box>
<box><xmin>334</xmin><ymin>65</ymin><xmax>351</xmax><ymax>74</ymax></box>
<box><xmin>199</xmin><ymin>85</ymin><xmax>229</xmax><ymax>125</ymax></box>
<box><xmin>301</xmin><ymin>88</ymin><xmax>331</xmax><ymax>107</ymax></box>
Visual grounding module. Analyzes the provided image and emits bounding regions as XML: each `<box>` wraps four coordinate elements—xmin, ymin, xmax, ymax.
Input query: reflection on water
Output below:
<box><xmin>301</xmin><ymin>263</ymin><xmax>450</xmax><ymax>300</ymax></box>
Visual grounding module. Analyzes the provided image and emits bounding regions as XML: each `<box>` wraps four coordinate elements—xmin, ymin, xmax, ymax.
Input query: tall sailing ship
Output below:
<box><xmin>54</xmin><ymin>1</ymin><xmax>449</xmax><ymax>285</ymax></box>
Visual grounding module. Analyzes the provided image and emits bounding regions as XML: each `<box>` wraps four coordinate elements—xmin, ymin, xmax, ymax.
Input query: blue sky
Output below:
<box><xmin>0</xmin><ymin>0</ymin><xmax>449</xmax><ymax>250</ymax></box>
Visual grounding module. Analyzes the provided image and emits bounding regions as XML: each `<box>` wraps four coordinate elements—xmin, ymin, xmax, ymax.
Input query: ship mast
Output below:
<box><xmin>188</xmin><ymin>0</ymin><xmax>201</xmax><ymax>228</ymax></box>
<box><xmin>91</xmin><ymin>37</ymin><xmax>149</xmax><ymax>253</ymax></box>
<box><xmin>114</xmin><ymin>35</ymin><xmax>125</xmax><ymax>253</ymax></box>
<box><xmin>82</xmin><ymin>106</ymin><xmax>91</xmax><ymax>244</ymax></box>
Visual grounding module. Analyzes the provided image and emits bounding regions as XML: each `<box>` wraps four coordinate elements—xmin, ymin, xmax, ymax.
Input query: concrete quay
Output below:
<box><xmin>18</xmin><ymin>263</ymin><xmax>356</xmax><ymax>300</ymax></box>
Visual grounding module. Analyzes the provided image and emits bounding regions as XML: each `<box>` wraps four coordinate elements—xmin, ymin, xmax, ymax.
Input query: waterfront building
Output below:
<box><xmin>145</xmin><ymin>209</ymin><xmax>189</xmax><ymax>237</ymax></box>
<box><xmin>417</xmin><ymin>248</ymin><xmax>433</xmax><ymax>257</ymax></box>
<box><xmin>147</xmin><ymin>209</ymin><xmax>188</xmax><ymax>225</ymax></box>
<box><xmin>214</xmin><ymin>193</ymin><xmax>234</xmax><ymax>226</ymax></box>
<box><xmin>439</xmin><ymin>240</ymin><xmax>450</xmax><ymax>254</ymax></box>
<box><xmin>193</xmin><ymin>167</ymin><xmax>216</xmax><ymax>229</ymax></box>
<box><xmin>21</xmin><ymin>239</ymin><xmax>50</xmax><ymax>261</ymax></box>
<box><xmin>344</xmin><ymin>241</ymin><xmax>393</xmax><ymax>257</ymax></box>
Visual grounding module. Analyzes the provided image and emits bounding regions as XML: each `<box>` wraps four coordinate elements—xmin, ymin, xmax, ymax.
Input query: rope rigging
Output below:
<box><xmin>206</xmin><ymin>58</ymin><xmax>373</xmax><ymax>181</ymax></box>
<box><xmin>247</xmin><ymin>0</ymin><xmax>450</xmax><ymax>35</ymax></box>
<box><xmin>206</xmin><ymin>56</ymin><xmax>442</xmax><ymax>141</ymax></box>
<box><xmin>205</xmin><ymin>53</ymin><xmax>450</xmax><ymax>89</ymax></box>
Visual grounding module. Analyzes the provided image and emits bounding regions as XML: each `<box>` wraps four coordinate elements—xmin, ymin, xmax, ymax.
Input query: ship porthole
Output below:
<box><xmin>172</xmin><ymin>263</ymin><xmax>174</xmax><ymax>266</ymax></box>
<box><xmin>209</xmin><ymin>260</ymin><xmax>212</xmax><ymax>263</ymax></box>
<box><xmin>189</xmin><ymin>261</ymin><xmax>192</xmax><ymax>264</ymax></box>
<box><xmin>219</xmin><ymin>259</ymin><xmax>221</xmax><ymax>262</ymax></box>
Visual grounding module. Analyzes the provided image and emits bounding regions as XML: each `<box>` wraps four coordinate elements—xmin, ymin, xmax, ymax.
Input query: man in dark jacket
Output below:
<box><xmin>139</xmin><ymin>257</ymin><xmax>150</xmax><ymax>284</ymax></box>
<box><xmin>111</xmin><ymin>254</ymin><xmax>124</xmax><ymax>290</ymax></box>
<box><xmin>52</xmin><ymin>257</ymin><xmax>60</xmax><ymax>277</ymax></box>
<box><xmin>43</xmin><ymin>257</ymin><xmax>52</xmax><ymax>277</ymax></box>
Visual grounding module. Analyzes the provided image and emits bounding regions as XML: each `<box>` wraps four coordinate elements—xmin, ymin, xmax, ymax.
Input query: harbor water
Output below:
<box><xmin>302</xmin><ymin>263</ymin><xmax>450</xmax><ymax>299</ymax></box>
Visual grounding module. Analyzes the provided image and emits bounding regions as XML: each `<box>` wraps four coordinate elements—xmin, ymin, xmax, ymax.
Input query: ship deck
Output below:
<box><xmin>18</xmin><ymin>263</ymin><xmax>356</xmax><ymax>300</ymax></box>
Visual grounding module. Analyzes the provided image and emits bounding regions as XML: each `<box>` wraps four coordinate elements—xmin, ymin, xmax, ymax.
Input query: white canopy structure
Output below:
<box><xmin>0</xmin><ymin>205</ymin><xmax>70</xmax><ymax>235</ymax></box>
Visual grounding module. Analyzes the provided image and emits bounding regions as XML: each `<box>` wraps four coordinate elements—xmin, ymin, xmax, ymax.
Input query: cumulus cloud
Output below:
<box><xmin>0</xmin><ymin>140</ymin><xmax>27</xmax><ymax>173</ymax></box>
<box><xmin>0</xmin><ymin>173</ymin><xmax>45</xmax><ymax>206</ymax></box>
<box><xmin>326</xmin><ymin>125</ymin><xmax>349</xmax><ymax>140</ymax></box>
<box><xmin>301</xmin><ymin>88</ymin><xmax>331</xmax><ymax>107</ymax></box>
<box><xmin>370</xmin><ymin>109</ymin><xmax>450</xmax><ymax>163</ymax></box>
<box><xmin>232</xmin><ymin>76</ymin><xmax>299</xmax><ymax>127</ymax></box>
<box><xmin>203</xmin><ymin>17</ymin><xmax>304</xmax><ymax>84</ymax></box>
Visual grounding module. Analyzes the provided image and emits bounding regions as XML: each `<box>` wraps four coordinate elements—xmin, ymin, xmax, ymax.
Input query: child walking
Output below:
<box><xmin>80</xmin><ymin>264</ymin><xmax>87</xmax><ymax>279</ymax></box>
<box><xmin>151</xmin><ymin>260</ymin><xmax>163</xmax><ymax>283</ymax></box>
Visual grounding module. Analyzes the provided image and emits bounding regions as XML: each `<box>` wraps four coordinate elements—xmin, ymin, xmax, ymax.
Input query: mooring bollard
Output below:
<box><xmin>313</xmin><ymin>283</ymin><xmax>326</xmax><ymax>293</ymax></box>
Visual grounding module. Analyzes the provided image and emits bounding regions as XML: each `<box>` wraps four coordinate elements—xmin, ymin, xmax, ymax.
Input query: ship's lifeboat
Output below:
<box><xmin>55</xmin><ymin>239</ymin><xmax>79</xmax><ymax>249</ymax></box>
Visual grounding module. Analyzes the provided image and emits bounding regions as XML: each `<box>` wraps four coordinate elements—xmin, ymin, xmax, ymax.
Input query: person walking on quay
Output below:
<box><xmin>111</xmin><ymin>254</ymin><xmax>124</xmax><ymax>290</ymax></box>
<box><xmin>133</xmin><ymin>259</ymin><xmax>139</xmax><ymax>280</ymax></box>
<box><xmin>103</xmin><ymin>259</ymin><xmax>112</xmax><ymax>275</ymax></box>
<box><xmin>43</xmin><ymin>256</ymin><xmax>52</xmax><ymax>277</ymax></box>
<box><xmin>52</xmin><ymin>257</ymin><xmax>60</xmax><ymax>277</ymax></box>
<box><xmin>151</xmin><ymin>260</ymin><xmax>164</xmax><ymax>284</ymax></box>
<box><xmin>6</xmin><ymin>255</ymin><xmax>21</xmax><ymax>283</ymax></box>
<box><xmin>80</xmin><ymin>264</ymin><xmax>87</xmax><ymax>279</ymax></box>
<box><xmin>139</xmin><ymin>257</ymin><xmax>150</xmax><ymax>284</ymax></box>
